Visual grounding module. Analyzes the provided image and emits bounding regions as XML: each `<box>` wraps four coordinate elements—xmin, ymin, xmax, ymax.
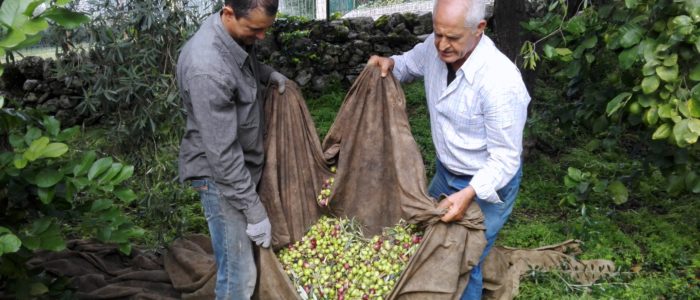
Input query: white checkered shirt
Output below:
<box><xmin>391</xmin><ymin>34</ymin><xmax>530</xmax><ymax>203</ymax></box>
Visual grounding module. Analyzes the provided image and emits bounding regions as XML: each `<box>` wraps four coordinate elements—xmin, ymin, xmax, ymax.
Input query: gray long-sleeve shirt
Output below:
<box><xmin>176</xmin><ymin>13</ymin><xmax>274</xmax><ymax>224</ymax></box>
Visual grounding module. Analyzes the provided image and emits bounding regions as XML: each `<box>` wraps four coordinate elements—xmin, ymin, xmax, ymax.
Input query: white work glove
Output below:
<box><xmin>246</xmin><ymin>217</ymin><xmax>271</xmax><ymax>248</ymax></box>
<box><xmin>270</xmin><ymin>71</ymin><xmax>288</xmax><ymax>94</ymax></box>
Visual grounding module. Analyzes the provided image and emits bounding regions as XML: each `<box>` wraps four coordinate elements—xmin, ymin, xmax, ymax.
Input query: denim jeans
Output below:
<box><xmin>427</xmin><ymin>160</ymin><xmax>522</xmax><ymax>300</ymax></box>
<box><xmin>192</xmin><ymin>179</ymin><xmax>256</xmax><ymax>300</ymax></box>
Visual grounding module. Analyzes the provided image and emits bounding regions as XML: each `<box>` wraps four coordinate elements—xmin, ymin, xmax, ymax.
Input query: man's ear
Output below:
<box><xmin>475</xmin><ymin>20</ymin><xmax>487</xmax><ymax>35</ymax></box>
<box><xmin>222</xmin><ymin>6</ymin><xmax>235</xmax><ymax>18</ymax></box>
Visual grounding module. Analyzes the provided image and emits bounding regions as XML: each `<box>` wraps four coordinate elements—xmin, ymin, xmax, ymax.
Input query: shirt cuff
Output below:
<box><xmin>243</xmin><ymin>198</ymin><xmax>268</xmax><ymax>224</ymax></box>
<box><xmin>469</xmin><ymin>180</ymin><xmax>503</xmax><ymax>204</ymax></box>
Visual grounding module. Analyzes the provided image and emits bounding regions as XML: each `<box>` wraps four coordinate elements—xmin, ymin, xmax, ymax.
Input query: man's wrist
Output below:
<box><xmin>244</xmin><ymin>199</ymin><xmax>267</xmax><ymax>224</ymax></box>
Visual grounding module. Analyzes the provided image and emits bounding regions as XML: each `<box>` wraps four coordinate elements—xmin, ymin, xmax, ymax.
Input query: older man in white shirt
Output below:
<box><xmin>367</xmin><ymin>0</ymin><xmax>530</xmax><ymax>298</ymax></box>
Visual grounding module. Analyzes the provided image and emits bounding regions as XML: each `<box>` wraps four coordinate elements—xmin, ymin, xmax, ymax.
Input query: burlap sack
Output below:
<box><xmin>257</xmin><ymin>65</ymin><xmax>487</xmax><ymax>299</ymax></box>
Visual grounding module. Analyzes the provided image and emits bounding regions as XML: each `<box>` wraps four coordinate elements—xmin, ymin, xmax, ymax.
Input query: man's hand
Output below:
<box><xmin>246</xmin><ymin>217</ymin><xmax>271</xmax><ymax>248</ymax></box>
<box><xmin>440</xmin><ymin>186</ymin><xmax>476</xmax><ymax>223</ymax></box>
<box><xmin>367</xmin><ymin>55</ymin><xmax>395</xmax><ymax>78</ymax></box>
<box><xmin>270</xmin><ymin>71</ymin><xmax>288</xmax><ymax>94</ymax></box>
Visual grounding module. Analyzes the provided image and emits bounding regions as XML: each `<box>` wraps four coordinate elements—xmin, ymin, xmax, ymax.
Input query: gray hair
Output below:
<box><xmin>433</xmin><ymin>0</ymin><xmax>488</xmax><ymax>28</ymax></box>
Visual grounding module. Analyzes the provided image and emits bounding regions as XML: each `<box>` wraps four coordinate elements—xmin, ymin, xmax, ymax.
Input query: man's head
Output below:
<box><xmin>221</xmin><ymin>0</ymin><xmax>279</xmax><ymax>45</ymax></box>
<box><xmin>433</xmin><ymin>0</ymin><xmax>487</xmax><ymax>67</ymax></box>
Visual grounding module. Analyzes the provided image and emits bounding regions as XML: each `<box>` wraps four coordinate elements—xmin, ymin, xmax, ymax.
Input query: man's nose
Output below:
<box><xmin>437</xmin><ymin>38</ymin><xmax>449</xmax><ymax>52</ymax></box>
<box><xmin>256</xmin><ymin>31</ymin><xmax>265</xmax><ymax>40</ymax></box>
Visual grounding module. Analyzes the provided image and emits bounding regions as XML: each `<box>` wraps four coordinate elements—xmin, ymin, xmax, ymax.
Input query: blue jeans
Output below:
<box><xmin>192</xmin><ymin>179</ymin><xmax>256</xmax><ymax>300</ymax></box>
<box><xmin>428</xmin><ymin>160</ymin><xmax>522</xmax><ymax>300</ymax></box>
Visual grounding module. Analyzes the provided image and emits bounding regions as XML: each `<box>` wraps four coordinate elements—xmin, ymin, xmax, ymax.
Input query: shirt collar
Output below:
<box><xmin>459</xmin><ymin>34</ymin><xmax>492</xmax><ymax>85</ymax></box>
<box><xmin>212</xmin><ymin>12</ymin><xmax>249</xmax><ymax>68</ymax></box>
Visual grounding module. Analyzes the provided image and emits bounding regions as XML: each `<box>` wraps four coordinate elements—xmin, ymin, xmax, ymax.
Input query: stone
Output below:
<box><xmin>23</xmin><ymin>79</ymin><xmax>40</xmax><ymax>92</ymax></box>
<box><xmin>38</xmin><ymin>92</ymin><xmax>50</xmax><ymax>104</ymax></box>
<box><xmin>295</xmin><ymin>69</ymin><xmax>313</xmax><ymax>86</ymax></box>
<box><xmin>58</xmin><ymin>95</ymin><xmax>79</xmax><ymax>109</ymax></box>
<box><xmin>311</xmin><ymin>75</ymin><xmax>330</xmax><ymax>92</ymax></box>
<box><xmin>24</xmin><ymin>92</ymin><xmax>39</xmax><ymax>103</ymax></box>
<box><xmin>17</xmin><ymin>56</ymin><xmax>44</xmax><ymax>79</ymax></box>
<box><xmin>349</xmin><ymin>17</ymin><xmax>374</xmax><ymax>33</ymax></box>
<box><xmin>40</xmin><ymin>98</ymin><xmax>59</xmax><ymax>112</ymax></box>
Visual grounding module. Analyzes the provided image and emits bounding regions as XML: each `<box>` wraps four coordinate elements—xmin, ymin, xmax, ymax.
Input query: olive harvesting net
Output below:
<box><xmin>257</xmin><ymin>65</ymin><xmax>487</xmax><ymax>300</ymax></box>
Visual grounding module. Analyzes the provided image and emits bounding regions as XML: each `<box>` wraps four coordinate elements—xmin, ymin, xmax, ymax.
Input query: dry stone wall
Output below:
<box><xmin>1</xmin><ymin>12</ymin><xmax>433</xmax><ymax>126</ymax></box>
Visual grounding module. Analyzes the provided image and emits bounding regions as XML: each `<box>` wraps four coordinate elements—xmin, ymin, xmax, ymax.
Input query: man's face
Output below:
<box><xmin>432</xmin><ymin>2</ymin><xmax>485</xmax><ymax>65</ymax></box>
<box><xmin>222</xmin><ymin>6</ymin><xmax>275</xmax><ymax>46</ymax></box>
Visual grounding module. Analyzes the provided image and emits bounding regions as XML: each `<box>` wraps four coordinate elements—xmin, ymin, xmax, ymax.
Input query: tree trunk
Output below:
<box><xmin>491</xmin><ymin>0</ymin><xmax>529</xmax><ymax>62</ymax></box>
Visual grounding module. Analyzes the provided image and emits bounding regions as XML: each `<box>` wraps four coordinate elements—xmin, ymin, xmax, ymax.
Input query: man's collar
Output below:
<box><xmin>213</xmin><ymin>12</ymin><xmax>248</xmax><ymax>68</ymax></box>
<box><xmin>459</xmin><ymin>34</ymin><xmax>491</xmax><ymax>85</ymax></box>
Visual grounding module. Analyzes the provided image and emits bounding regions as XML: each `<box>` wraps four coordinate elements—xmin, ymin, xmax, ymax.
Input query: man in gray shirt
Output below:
<box><xmin>176</xmin><ymin>0</ymin><xmax>287</xmax><ymax>298</ymax></box>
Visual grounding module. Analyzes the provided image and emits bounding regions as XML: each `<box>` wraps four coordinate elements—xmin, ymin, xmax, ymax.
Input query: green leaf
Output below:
<box><xmin>73</xmin><ymin>150</ymin><xmax>97</xmax><ymax>176</ymax></box>
<box><xmin>619</xmin><ymin>24</ymin><xmax>644</xmax><ymax>48</ymax></box>
<box><xmin>564</xmin><ymin>175</ymin><xmax>578</xmax><ymax>188</ymax></box>
<box><xmin>29</xmin><ymin>282</ymin><xmax>48</xmax><ymax>296</ymax></box>
<box><xmin>606</xmin><ymin>92</ymin><xmax>632</xmax><ymax>116</ymax></box>
<box><xmin>543</xmin><ymin>44</ymin><xmax>555</xmax><ymax>59</ymax></box>
<box><xmin>0</xmin><ymin>0</ymin><xmax>29</xmax><ymax>26</ymax></box>
<box><xmin>688</xmin><ymin>172</ymin><xmax>700</xmax><ymax>193</ymax></box>
<box><xmin>25</xmin><ymin>0</ymin><xmax>46</xmax><ymax>16</ymax></box>
<box><xmin>643</xmin><ymin>60</ymin><xmax>659</xmax><ymax>76</ymax></box>
<box><xmin>567</xmin><ymin>167</ymin><xmax>583</xmax><ymax>181</ymax></box>
<box><xmin>21</xmin><ymin>17</ymin><xmax>48</xmax><ymax>35</ymax></box>
<box><xmin>56</xmin><ymin>126</ymin><xmax>79</xmax><ymax>141</ymax></box>
<box><xmin>31</xmin><ymin>217</ymin><xmax>51</xmax><ymax>235</ymax></box>
<box><xmin>564</xmin><ymin>15</ymin><xmax>586</xmax><ymax>35</ymax></box>
<box><xmin>642</xmin><ymin>76</ymin><xmax>660</xmax><ymax>94</ymax></box>
<box><xmin>669</xmin><ymin>15</ymin><xmax>694</xmax><ymax>35</ymax></box>
<box><xmin>662</xmin><ymin>54</ymin><xmax>678</xmax><ymax>67</ymax></box>
<box><xmin>618</xmin><ymin>46</ymin><xmax>638</xmax><ymax>70</ymax></box>
<box><xmin>581</xmin><ymin>35</ymin><xmax>597</xmax><ymax>49</ymax></box>
<box><xmin>690</xmin><ymin>64</ymin><xmax>700</xmax><ymax>81</ymax></box>
<box><xmin>0</xmin><ymin>233</ymin><xmax>22</xmax><ymax>255</ymax></box>
<box><xmin>118</xmin><ymin>243</ymin><xmax>132</xmax><ymax>255</ymax></box>
<box><xmin>98</xmin><ymin>163</ymin><xmax>123</xmax><ymax>184</ymax></box>
<box><xmin>24</xmin><ymin>127</ymin><xmax>42</xmax><ymax>146</ymax></box>
<box><xmin>13</xmin><ymin>155</ymin><xmax>28</xmax><ymax>169</ymax></box>
<box><xmin>673</xmin><ymin>119</ymin><xmax>699</xmax><ymax>145</ymax></box>
<box><xmin>90</xmin><ymin>199</ymin><xmax>113</xmax><ymax>212</ymax></box>
<box><xmin>43</xmin><ymin>7</ymin><xmax>89</xmax><ymax>29</ymax></box>
<box><xmin>56</xmin><ymin>0</ymin><xmax>72</xmax><ymax>6</ymax></box>
<box><xmin>23</xmin><ymin>136</ymin><xmax>48</xmax><ymax>161</ymax></box>
<box><xmin>656</xmin><ymin>64</ymin><xmax>679</xmax><ymax>82</ymax></box>
<box><xmin>111</xmin><ymin>165</ymin><xmax>134</xmax><ymax>185</ymax></box>
<box><xmin>42</xmin><ymin>116</ymin><xmax>60</xmax><ymax>136</ymax></box>
<box><xmin>667</xmin><ymin>174</ymin><xmax>686</xmax><ymax>195</ymax></box>
<box><xmin>37</xmin><ymin>187</ymin><xmax>54</xmax><ymax>204</ymax></box>
<box><xmin>115</xmin><ymin>188</ymin><xmax>137</xmax><ymax>204</ymax></box>
<box><xmin>39</xmin><ymin>231</ymin><xmax>65</xmax><ymax>251</ymax></box>
<box><xmin>22</xmin><ymin>235</ymin><xmax>39</xmax><ymax>250</ymax></box>
<box><xmin>638</xmin><ymin>94</ymin><xmax>655</xmax><ymax>107</ymax></box>
<box><xmin>71</xmin><ymin>177</ymin><xmax>89</xmax><ymax>190</ymax></box>
<box><xmin>658</xmin><ymin>104</ymin><xmax>674</xmax><ymax>119</ymax></box>
<box><xmin>39</xmin><ymin>143</ymin><xmax>68</xmax><ymax>158</ymax></box>
<box><xmin>0</xmin><ymin>29</ymin><xmax>26</xmax><ymax>48</ymax></box>
<box><xmin>624</xmin><ymin>0</ymin><xmax>638</xmax><ymax>8</ymax></box>
<box><xmin>554</xmin><ymin>48</ymin><xmax>572</xmax><ymax>56</ymax></box>
<box><xmin>688</xmin><ymin>118</ymin><xmax>700</xmax><ymax>134</ymax></box>
<box><xmin>608</xmin><ymin>180</ymin><xmax>629</xmax><ymax>205</ymax></box>
<box><xmin>652</xmin><ymin>123</ymin><xmax>672</xmax><ymax>139</ymax></box>
<box><xmin>88</xmin><ymin>157</ymin><xmax>113</xmax><ymax>180</ymax></box>
<box><xmin>689</xmin><ymin>98</ymin><xmax>700</xmax><ymax>118</ymax></box>
<box><xmin>35</xmin><ymin>168</ymin><xmax>62</xmax><ymax>188</ymax></box>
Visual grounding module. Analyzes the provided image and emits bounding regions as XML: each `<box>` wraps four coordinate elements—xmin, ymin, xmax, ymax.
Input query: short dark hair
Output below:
<box><xmin>225</xmin><ymin>0</ymin><xmax>279</xmax><ymax>18</ymax></box>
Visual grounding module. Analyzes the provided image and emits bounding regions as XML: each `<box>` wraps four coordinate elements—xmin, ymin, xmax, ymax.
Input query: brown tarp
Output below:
<box><xmin>257</xmin><ymin>65</ymin><xmax>487</xmax><ymax>299</ymax></box>
<box><xmin>19</xmin><ymin>66</ymin><xmax>616</xmax><ymax>299</ymax></box>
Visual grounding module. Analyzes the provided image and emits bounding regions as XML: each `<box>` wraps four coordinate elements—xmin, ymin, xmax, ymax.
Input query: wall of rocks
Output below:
<box><xmin>260</xmin><ymin>12</ymin><xmax>433</xmax><ymax>91</ymax></box>
<box><xmin>0</xmin><ymin>12</ymin><xmax>432</xmax><ymax>126</ymax></box>
<box><xmin>0</xmin><ymin>56</ymin><xmax>88</xmax><ymax>126</ymax></box>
